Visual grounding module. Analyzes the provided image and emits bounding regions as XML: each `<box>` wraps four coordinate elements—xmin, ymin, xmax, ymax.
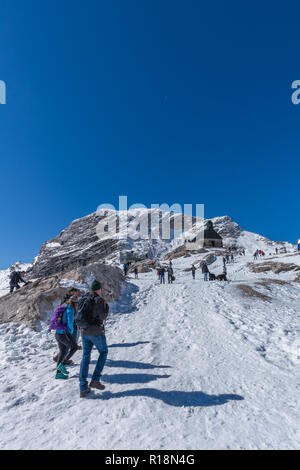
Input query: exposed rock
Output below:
<box><xmin>0</xmin><ymin>263</ymin><xmax>123</xmax><ymax>329</ymax></box>
<box><xmin>163</xmin><ymin>245</ymin><xmax>206</xmax><ymax>261</ymax></box>
<box><xmin>247</xmin><ymin>262</ymin><xmax>300</xmax><ymax>274</ymax></box>
<box><xmin>235</xmin><ymin>284</ymin><xmax>271</xmax><ymax>302</ymax></box>
<box><xmin>0</xmin><ymin>277</ymin><xmax>68</xmax><ymax>329</ymax></box>
<box><xmin>27</xmin><ymin>213</ymin><xmax>121</xmax><ymax>280</ymax></box>
<box><xmin>128</xmin><ymin>259</ymin><xmax>157</xmax><ymax>274</ymax></box>
<box><xmin>255</xmin><ymin>278</ymin><xmax>289</xmax><ymax>290</ymax></box>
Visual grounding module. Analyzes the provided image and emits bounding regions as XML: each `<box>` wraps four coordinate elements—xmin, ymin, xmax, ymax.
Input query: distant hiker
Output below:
<box><xmin>191</xmin><ymin>264</ymin><xmax>196</xmax><ymax>279</ymax></box>
<box><xmin>123</xmin><ymin>263</ymin><xmax>129</xmax><ymax>276</ymax></box>
<box><xmin>223</xmin><ymin>257</ymin><xmax>226</xmax><ymax>267</ymax></box>
<box><xmin>9</xmin><ymin>270</ymin><xmax>27</xmax><ymax>293</ymax></box>
<box><xmin>201</xmin><ymin>262</ymin><xmax>209</xmax><ymax>281</ymax></box>
<box><xmin>134</xmin><ymin>267</ymin><xmax>138</xmax><ymax>279</ymax></box>
<box><xmin>231</xmin><ymin>254</ymin><xmax>234</xmax><ymax>263</ymax></box>
<box><xmin>253</xmin><ymin>249</ymin><xmax>259</xmax><ymax>260</ymax></box>
<box><xmin>49</xmin><ymin>297</ymin><xmax>79</xmax><ymax>380</ymax></box>
<box><xmin>77</xmin><ymin>280</ymin><xmax>109</xmax><ymax>398</ymax></box>
<box><xmin>275</xmin><ymin>247</ymin><xmax>278</xmax><ymax>254</ymax></box>
<box><xmin>167</xmin><ymin>265</ymin><xmax>173</xmax><ymax>284</ymax></box>
<box><xmin>226</xmin><ymin>254</ymin><xmax>230</xmax><ymax>263</ymax></box>
<box><xmin>159</xmin><ymin>267</ymin><xmax>165</xmax><ymax>284</ymax></box>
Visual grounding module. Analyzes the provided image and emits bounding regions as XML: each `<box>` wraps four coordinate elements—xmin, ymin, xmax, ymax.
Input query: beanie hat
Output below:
<box><xmin>91</xmin><ymin>280</ymin><xmax>102</xmax><ymax>291</ymax></box>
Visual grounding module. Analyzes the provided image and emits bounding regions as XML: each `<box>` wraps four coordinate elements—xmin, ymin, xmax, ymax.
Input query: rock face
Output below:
<box><xmin>247</xmin><ymin>262</ymin><xmax>300</xmax><ymax>274</ymax></box>
<box><xmin>0</xmin><ymin>276</ymin><xmax>67</xmax><ymax>329</ymax></box>
<box><xmin>28</xmin><ymin>213</ymin><xmax>120</xmax><ymax>280</ymax></box>
<box><xmin>0</xmin><ymin>262</ymin><xmax>124</xmax><ymax>329</ymax></box>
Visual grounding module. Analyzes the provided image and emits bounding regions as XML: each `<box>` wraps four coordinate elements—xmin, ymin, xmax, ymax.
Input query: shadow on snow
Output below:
<box><xmin>101</xmin><ymin>373</ymin><xmax>171</xmax><ymax>384</ymax></box>
<box><xmin>109</xmin><ymin>281</ymin><xmax>139</xmax><ymax>316</ymax></box>
<box><xmin>86</xmin><ymin>388</ymin><xmax>244</xmax><ymax>407</ymax></box>
<box><xmin>108</xmin><ymin>341</ymin><xmax>150</xmax><ymax>348</ymax></box>
<box><xmin>91</xmin><ymin>358</ymin><xmax>172</xmax><ymax>370</ymax></box>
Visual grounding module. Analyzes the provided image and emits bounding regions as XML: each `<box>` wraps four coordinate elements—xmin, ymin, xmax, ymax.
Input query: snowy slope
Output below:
<box><xmin>0</xmin><ymin>251</ymin><xmax>299</xmax><ymax>450</ymax></box>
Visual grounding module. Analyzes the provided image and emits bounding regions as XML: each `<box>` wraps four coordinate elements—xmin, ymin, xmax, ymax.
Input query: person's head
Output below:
<box><xmin>21</xmin><ymin>271</ymin><xmax>26</xmax><ymax>275</ymax></box>
<box><xmin>90</xmin><ymin>280</ymin><xmax>102</xmax><ymax>295</ymax></box>
<box><xmin>67</xmin><ymin>294</ymin><xmax>79</xmax><ymax>311</ymax></box>
<box><xmin>68</xmin><ymin>288</ymin><xmax>79</xmax><ymax>297</ymax></box>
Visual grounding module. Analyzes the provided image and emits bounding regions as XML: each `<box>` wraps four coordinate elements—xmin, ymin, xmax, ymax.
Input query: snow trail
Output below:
<box><xmin>0</xmin><ymin>253</ymin><xmax>299</xmax><ymax>449</ymax></box>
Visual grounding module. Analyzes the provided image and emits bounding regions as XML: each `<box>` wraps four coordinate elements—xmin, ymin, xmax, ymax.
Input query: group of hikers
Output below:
<box><xmin>253</xmin><ymin>249</ymin><xmax>265</xmax><ymax>260</ymax></box>
<box><xmin>156</xmin><ymin>263</ymin><xmax>174</xmax><ymax>284</ymax></box>
<box><xmin>48</xmin><ymin>280</ymin><xmax>109</xmax><ymax>398</ymax></box>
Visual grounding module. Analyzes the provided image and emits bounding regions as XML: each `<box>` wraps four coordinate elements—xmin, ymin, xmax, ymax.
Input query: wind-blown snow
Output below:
<box><xmin>0</xmin><ymin>250</ymin><xmax>299</xmax><ymax>450</ymax></box>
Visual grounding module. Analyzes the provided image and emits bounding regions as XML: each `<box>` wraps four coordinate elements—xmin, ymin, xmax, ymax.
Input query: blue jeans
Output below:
<box><xmin>79</xmin><ymin>335</ymin><xmax>108</xmax><ymax>392</ymax></box>
<box><xmin>204</xmin><ymin>272</ymin><xmax>208</xmax><ymax>281</ymax></box>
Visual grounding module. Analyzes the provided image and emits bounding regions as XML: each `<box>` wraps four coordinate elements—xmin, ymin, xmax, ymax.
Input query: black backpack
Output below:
<box><xmin>9</xmin><ymin>271</ymin><xmax>19</xmax><ymax>283</ymax></box>
<box><xmin>76</xmin><ymin>292</ymin><xmax>97</xmax><ymax>329</ymax></box>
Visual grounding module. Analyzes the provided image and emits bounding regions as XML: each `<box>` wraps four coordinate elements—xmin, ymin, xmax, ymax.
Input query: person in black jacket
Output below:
<box><xmin>9</xmin><ymin>270</ymin><xmax>26</xmax><ymax>293</ymax></box>
<box><xmin>79</xmin><ymin>280</ymin><xmax>109</xmax><ymax>398</ymax></box>
<box><xmin>201</xmin><ymin>262</ymin><xmax>209</xmax><ymax>281</ymax></box>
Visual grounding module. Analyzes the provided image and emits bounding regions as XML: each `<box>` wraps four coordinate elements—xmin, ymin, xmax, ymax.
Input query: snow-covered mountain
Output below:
<box><xmin>24</xmin><ymin>209</ymin><xmax>295</xmax><ymax>279</ymax></box>
<box><xmin>0</xmin><ymin>210</ymin><xmax>299</xmax><ymax>450</ymax></box>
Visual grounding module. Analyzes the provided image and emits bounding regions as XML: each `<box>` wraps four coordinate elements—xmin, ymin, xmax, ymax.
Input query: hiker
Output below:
<box><xmin>191</xmin><ymin>264</ymin><xmax>196</xmax><ymax>279</ymax></box>
<box><xmin>134</xmin><ymin>267</ymin><xmax>138</xmax><ymax>279</ymax></box>
<box><xmin>78</xmin><ymin>280</ymin><xmax>109</xmax><ymax>398</ymax></box>
<box><xmin>53</xmin><ymin>289</ymin><xmax>81</xmax><ymax>364</ymax></box>
<box><xmin>201</xmin><ymin>262</ymin><xmax>209</xmax><ymax>281</ymax></box>
<box><xmin>9</xmin><ymin>270</ymin><xmax>27</xmax><ymax>293</ymax></box>
<box><xmin>226</xmin><ymin>254</ymin><xmax>230</xmax><ymax>263</ymax></box>
<box><xmin>253</xmin><ymin>249</ymin><xmax>258</xmax><ymax>260</ymax></box>
<box><xmin>167</xmin><ymin>265</ymin><xmax>173</xmax><ymax>284</ymax></box>
<box><xmin>223</xmin><ymin>256</ymin><xmax>226</xmax><ymax>267</ymax></box>
<box><xmin>159</xmin><ymin>267</ymin><xmax>165</xmax><ymax>284</ymax></box>
<box><xmin>231</xmin><ymin>254</ymin><xmax>234</xmax><ymax>263</ymax></box>
<box><xmin>123</xmin><ymin>263</ymin><xmax>129</xmax><ymax>276</ymax></box>
<box><xmin>50</xmin><ymin>297</ymin><xmax>79</xmax><ymax>380</ymax></box>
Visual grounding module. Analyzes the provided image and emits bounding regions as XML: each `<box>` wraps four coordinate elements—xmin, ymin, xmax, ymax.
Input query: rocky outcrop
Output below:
<box><xmin>27</xmin><ymin>213</ymin><xmax>121</xmax><ymax>280</ymax></box>
<box><xmin>128</xmin><ymin>259</ymin><xmax>158</xmax><ymax>274</ymax></box>
<box><xmin>247</xmin><ymin>262</ymin><xmax>300</xmax><ymax>274</ymax></box>
<box><xmin>0</xmin><ymin>262</ymin><xmax>124</xmax><ymax>329</ymax></box>
<box><xmin>163</xmin><ymin>245</ymin><xmax>207</xmax><ymax>261</ymax></box>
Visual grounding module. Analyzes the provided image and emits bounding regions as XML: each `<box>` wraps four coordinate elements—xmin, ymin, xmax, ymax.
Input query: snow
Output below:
<box><xmin>0</xmin><ymin>249</ymin><xmax>299</xmax><ymax>450</ymax></box>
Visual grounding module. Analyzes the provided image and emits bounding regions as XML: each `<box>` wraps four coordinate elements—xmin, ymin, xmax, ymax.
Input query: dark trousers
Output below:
<box><xmin>192</xmin><ymin>271</ymin><xmax>195</xmax><ymax>279</ymax></box>
<box><xmin>55</xmin><ymin>332</ymin><xmax>78</xmax><ymax>366</ymax></box>
<box><xmin>10</xmin><ymin>282</ymin><xmax>20</xmax><ymax>293</ymax></box>
<box><xmin>168</xmin><ymin>274</ymin><xmax>173</xmax><ymax>283</ymax></box>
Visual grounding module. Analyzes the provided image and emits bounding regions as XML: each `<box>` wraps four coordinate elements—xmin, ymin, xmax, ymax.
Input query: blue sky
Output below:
<box><xmin>0</xmin><ymin>1</ymin><xmax>299</xmax><ymax>268</ymax></box>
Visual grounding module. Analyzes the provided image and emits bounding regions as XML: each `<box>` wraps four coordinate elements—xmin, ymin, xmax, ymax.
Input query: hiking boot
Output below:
<box><xmin>55</xmin><ymin>372</ymin><xmax>68</xmax><ymax>380</ymax></box>
<box><xmin>63</xmin><ymin>359</ymin><xmax>73</xmax><ymax>366</ymax></box>
<box><xmin>90</xmin><ymin>380</ymin><xmax>105</xmax><ymax>391</ymax></box>
<box><xmin>53</xmin><ymin>354</ymin><xmax>58</xmax><ymax>362</ymax></box>
<box><xmin>57</xmin><ymin>364</ymin><xmax>69</xmax><ymax>376</ymax></box>
<box><xmin>80</xmin><ymin>387</ymin><xmax>91</xmax><ymax>398</ymax></box>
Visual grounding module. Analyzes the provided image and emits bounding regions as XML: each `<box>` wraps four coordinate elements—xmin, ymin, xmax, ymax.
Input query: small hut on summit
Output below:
<box><xmin>203</xmin><ymin>220</ymin><xmax>223</xmax><ymax>248</ymax></box>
